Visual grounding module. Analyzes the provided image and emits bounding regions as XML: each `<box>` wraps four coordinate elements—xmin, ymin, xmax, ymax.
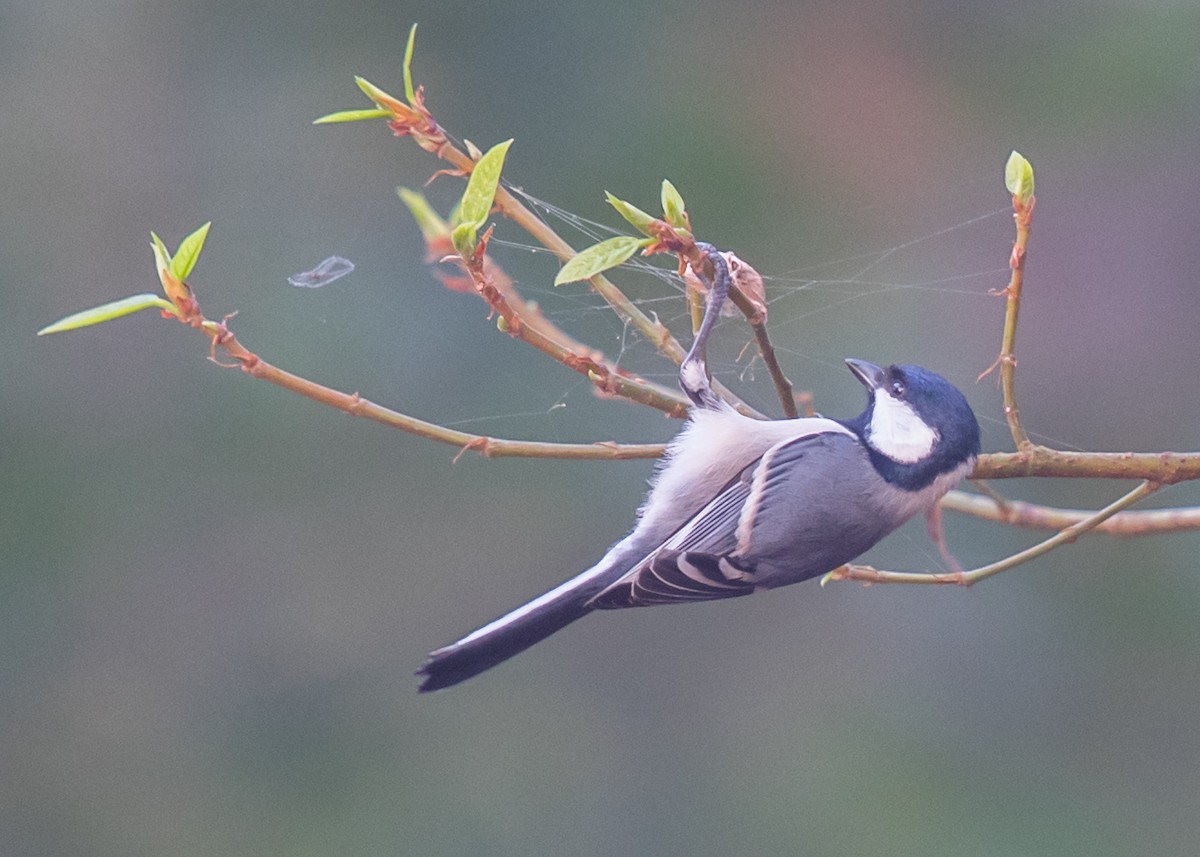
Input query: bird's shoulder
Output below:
<box><xmin>634</xmin><ymin>412</ymin><xmax>854</xmax><ymax>543</ymax></box>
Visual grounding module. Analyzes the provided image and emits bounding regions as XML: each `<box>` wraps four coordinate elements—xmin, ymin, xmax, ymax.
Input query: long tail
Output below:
<box><xmin>416</xmin><ymin>548</ymin><xmax>638</xmax><ymax>692</ymax></box>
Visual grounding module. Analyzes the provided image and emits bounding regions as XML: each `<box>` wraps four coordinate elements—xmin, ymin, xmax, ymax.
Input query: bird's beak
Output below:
<box><xmin>845</xmin><ymin>358</ymin><xmax>886</xmax><ymax>392</ymax></box>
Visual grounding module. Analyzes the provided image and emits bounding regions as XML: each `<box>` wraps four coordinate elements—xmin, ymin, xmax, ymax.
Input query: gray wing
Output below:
<box><xmin>586</xmin><ymin>467</ymin><xmax>757</xmax><ymax>608</ymax></box>
<box><xmin>589</xmin><ymin>430</ymin><xmax>892</xmax><ymax>609</ymax></box>
<box><xmin>728</xmin><ymin>430</ymin><xmax>904</xmax><ymax>589</ymax></box>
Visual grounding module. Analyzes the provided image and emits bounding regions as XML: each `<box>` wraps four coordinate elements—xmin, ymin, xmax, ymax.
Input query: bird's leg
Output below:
<box><xmin>924</xmin><ymin>503</ymin><xmax>967</xmax><ymax>582</ymax></box>
<box><xmin>679</xmin><ymin>243</ymin><xmax>730</xmax><ymax>410</ymax></box>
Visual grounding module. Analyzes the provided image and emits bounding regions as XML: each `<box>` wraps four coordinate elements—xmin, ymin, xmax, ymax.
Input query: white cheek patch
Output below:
<box><xmin>867</xmin><ymin>394</ymin><xmax>939</xmax><ymax>463</ymax></box>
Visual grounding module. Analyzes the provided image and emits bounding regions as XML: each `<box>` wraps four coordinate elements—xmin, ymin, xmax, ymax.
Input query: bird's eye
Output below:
<box><xmin>890</xmin><ymin>380</ymin><xmax>906</xmax><ymax>398</ymax></box>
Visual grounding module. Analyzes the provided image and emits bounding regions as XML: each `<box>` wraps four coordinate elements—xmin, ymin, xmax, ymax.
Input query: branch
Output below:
<box><xmin>729</xmin><ymin>285</ymin><xmax>798</xmax><ymax>419</ymax></box>
<box><xmin>199</xmin><ymin>315</ymin><xmax>664</xmax><ymax>460</ymax></box>
<box><xmin>941</xmin><ymin>489</ymin><xmax>1200</xmax><ymax>535</ymax></box>
<box><xmin>827</xmin><ymin>480</ymin><xmax>1159</xmax><ymax>586</ymax></box>
<box><xmin>408</xmin><ymin>196</ymin><xmax>697</xmax><ymax>418</ymax></box>
<box><xmin>979</xmin><ymin>152</ymin><xmax>1035</xmax><ymax>450</ymax></box>
<box><xmin>972</xmin><ymin>448</ymin><xmax>1200</xmax><ymax>482</ymax></box>
<box><xmin>340</xmin><ymin>79</ymin><xmax>704</xmax><ymax>386</ymax></box>
<box><xmin>398</xmin><ymin>79</ymin><xmax>798</xmax><ymax>423</ymax></box>
<box><xmin>454</xmin><ymin>227</ymin><xmax>690</xmax><ymax>417</ymax></box>
<box><xmin>365</xmin><ymin>73</ymin><xmax>794</xmax><ymax>419</ymax></box>
<box><xmin>171</xmin><ymin>299</ymin><xmax>1200</xmax><ymax>480</ymax></box>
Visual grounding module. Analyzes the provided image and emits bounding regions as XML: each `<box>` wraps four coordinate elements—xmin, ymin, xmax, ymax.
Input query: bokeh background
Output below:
<box><xmin>5</xmin><ymin>1</ymin><xmax>1200</xmax><ymax>855</ymax></box>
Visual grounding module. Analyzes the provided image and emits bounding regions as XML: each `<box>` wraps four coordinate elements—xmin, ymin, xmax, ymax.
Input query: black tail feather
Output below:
<box><xmin>416</xmin><ymin>590</ymin><xmax>595</xmax><ymax>692</ymax></box>
<box><xmin>417</xmin><ymin>538</ymin><xmax>653</xmax><ymax>692</ymax></box>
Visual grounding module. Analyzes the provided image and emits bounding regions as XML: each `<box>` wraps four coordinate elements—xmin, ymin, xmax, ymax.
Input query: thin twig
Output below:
<box><xmin>439</xmin><ymin>145</ymin><xmax>679</xmax><ymax>352</ymax></box>
<box><xmin>427</xmin><ymin>233</ymin><xmax>692</xmax><ymax>416</ymax></box>
<box><xmin>375</xmin><ymin>86</ymin><xmax>737</xmax><ymax>411</ymax></box>
<box><xmin>196</xmin><ymin>316</ymin><xmax>664</xmax><ymax>460</ymax></box>
<box><xmin>718</xmin><ymin>250</ymin><xmax>796</xmax><ymax>418</ymax></box>
<box><xmin>427</xmin><ymin>235</ymin><xmax>600</xmax><ymax>363</ymax></box>
<box><xmin>731</xmin><ymin>288</ymin><xmax>798</xmax><ymax>418</ymax></box>
<box><xmin>827</xmin><ymin>480</ymin><xmax>1158</xmax><ymax>586</ymax></box>
<box><xmin>457</xmin><ymin>227</ymin><xmax>690</xmax><ymax>417</ymax></box>
<box><xmin>941</xmin><ymin>489</ymin><xmax>1200</xmax><ymax>536</ymax></box>
<box><xmin>979</xmin><ymin>192</ymin><xmax>1035</xmax><ymax>450</ymax></box>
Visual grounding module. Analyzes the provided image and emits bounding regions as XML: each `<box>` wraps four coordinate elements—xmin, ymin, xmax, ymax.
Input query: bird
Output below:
<box><xmin>417</xmin><ymin>248</ymin><xmax>980</xmax><ymax>692</ymax></box>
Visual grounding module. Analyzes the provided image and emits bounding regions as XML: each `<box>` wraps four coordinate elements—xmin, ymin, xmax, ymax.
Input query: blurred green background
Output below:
<box><xmin>6</xmin><ymin>1</ymin><xmax>1200</xmax><ymax>855</ymax></box>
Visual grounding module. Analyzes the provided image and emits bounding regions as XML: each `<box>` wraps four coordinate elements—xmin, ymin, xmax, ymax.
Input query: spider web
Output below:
<box><xmin>409</xmin><ymin>183</ymin><xmax>1076</xmax><ymax>452</ymax></box>
<box><xmin>480</xmin><ymin>192</ymin><xmax>1093</xmax><ymax>570</ymax></box>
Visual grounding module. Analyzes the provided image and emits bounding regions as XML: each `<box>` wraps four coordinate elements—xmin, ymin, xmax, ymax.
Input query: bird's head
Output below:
<box><xmin>842</xmin><ymin>358</ymin><xmax>981</xmax><ymax>489</ymax></box>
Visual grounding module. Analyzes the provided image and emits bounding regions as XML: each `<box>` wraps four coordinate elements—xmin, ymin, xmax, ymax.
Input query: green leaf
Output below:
<box><xmin>354</xmin><ymin>76</ymin><xmax>402</xmax><ymax>112</ymax></box>
<box><xmin>150</xmin><ymin>231</ymin><xmax>172</xmax><ymax>273</ymax></box>
<box><xmin>403</xmin><ymin>23</ymin><xmax>418</xmax><ymax>104</ymax></box>
<box><xmin>1005</xmin><ymin>150</ymin><xmax>1035</xmax><ymax>204</ymax></box>
<box><xmin>398</xmin><ymin>187</ymin><xmax>450</xmax><ymax>241</ymax></box>
<box><xmin>451</xmin><ymin>222</ymin><xmax>477</xmax><ymax>259</ymax></box>
<box><xmin>38</xmin><ymin>294</ymin><xmax>179</xmax><ymax>336</ymax></box>
<box><xmin>313</xmin><ymin>108</ymin><xmax>393</xmax><ymax>125</ymax></box>
<box><xmin>660</xmin><ymin>179</ymin><xmax>688</xmax><ymax>229</ymax></box>
<box><xmin>170</xmin><ymin>221</ymin><xmax>211</xmax><ymax>282</ymax></box>
<box><xmin>554</xmin><ymin>236</ymin><xmax>652</xmax><ymax>286</ymax></box>
<box><xmin>458</xmin><ymin>139</ymin><xmax>513</xmax><ymax>229</ymax></box>
<box><xmin>604</xmin><ymin>192</ymin><xmax>657</xmax><ymax>237</ymax></box>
